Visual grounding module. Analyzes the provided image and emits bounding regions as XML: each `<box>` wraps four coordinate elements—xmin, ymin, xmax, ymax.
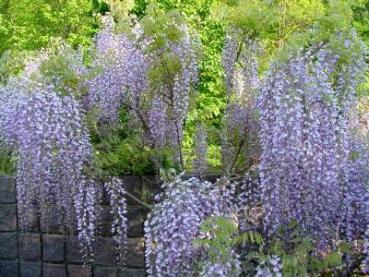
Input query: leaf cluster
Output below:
<box><xmin>244</xmin><ymin>220</ymin><xmax>349</xmax><ymax>276</ymax></box>
<box><xmin>90</xmin><ymin>108</ymin><xmax>177</xmax><ymax>176</ymax></box>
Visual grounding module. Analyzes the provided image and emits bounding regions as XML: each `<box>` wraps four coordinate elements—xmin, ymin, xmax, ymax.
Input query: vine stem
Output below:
<box><xmin>229</xmin><ymin>138</ymin><xmax>246</xmax><ymax>175</ymax></box>
<box><xmin>124</xmin><ymin>191</ymin><xmax>153</xmax><ymax>210</ymax></box>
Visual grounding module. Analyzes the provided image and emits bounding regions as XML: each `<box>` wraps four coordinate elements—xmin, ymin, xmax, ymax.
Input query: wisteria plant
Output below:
<box><xmin>0</xmin><ymin>44</ymin><xmax>129</xmax><ymax>263</ymax></box>
<box><xmin>84</xmin><ymin>6</ymin><xmax>200</xmax><ymax>172</ymax></box>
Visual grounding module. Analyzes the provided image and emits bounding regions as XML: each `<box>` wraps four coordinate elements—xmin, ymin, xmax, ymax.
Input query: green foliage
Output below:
<box><xmin>194</xmin><ymin>215</ymin><xmax>263</xmax><ymax>256</ymax></box>
<box><xmin>244</xmin><ymin>220</ymin><xmax>347</xmax><ymax>276</ymax></box>
<box><xmin>90</xmin><ymin>108</ymin><xmax>177</xmax><ymax>176</ymax></box>
<box><xmin>0</xmin><ymin>147</ymin><xmax>14</xmax><ymax>176</ymax></box>
<box><xmin>0</xmin><ymin>50</ymin><xmax>29</xmax><ymax>84</ymax></box>
<box><xmin>38</xmin><ymin>41</ymin><xmax>85</xmax><ymax>94</ymax></box>
<box><xmin>130</xmin><ymin>1</ymin><xmax>227</xmax><ymax>171</ymax></box>
<box><xmin>213</xmin><ymin>0</ymin><xmax>357</xmax><ymax>64</ymax></box>
<box><xmin>185</xmin><ymin>19</ymin><xmax>226</xmax><ymax>171</ymax></box>
<box><xmin>0</xmin><ymin>0</ymin><xmax>101</xmax><ymax>56</ymax></box>
<box><xmin>194</xmin><ymin>217</ymin><xmax>348</xmax><ymax>276</ymax></box>
<box><xmin>194</xmin><ymin>216</ymin><xmax>239</xmax><ymax>263</ymax></box>
<box><xmin>130</xmin><ymin>0</ymin><xmax>363</xmax><ymax>173</ymax></box>
<box><xmin>193</xmin><ymin>215</ymin><xmax>245</xmax><ymax>275</ymax></box>
<box><xmin>2</xmin><ymin>0</ymin><xmax>368</xmax><ymax>176</ymax></box>
<box><xmin>353</xmin><ymin>0</ymin><xmax>369</xmax><ymax>44</ymax></box>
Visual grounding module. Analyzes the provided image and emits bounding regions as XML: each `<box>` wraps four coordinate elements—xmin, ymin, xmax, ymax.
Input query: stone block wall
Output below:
<box><xmin>0</xmin><ymin>176</ymin><xmax>160</xmax><ymax>277</ymax></box>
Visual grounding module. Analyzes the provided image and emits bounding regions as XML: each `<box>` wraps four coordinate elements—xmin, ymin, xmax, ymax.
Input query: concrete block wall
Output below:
<box><xmin>0</xmin><ymin>176</ymin><xmax>160</xmax><ymax>277</ymax></box>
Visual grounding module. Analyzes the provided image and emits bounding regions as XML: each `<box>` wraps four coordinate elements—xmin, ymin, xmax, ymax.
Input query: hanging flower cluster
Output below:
<box><xmin>221</xmin><ymin>30</ymin><xmax>260</xmax><ymax>175</ymax></box>
<box><xmin>257</xmin><ymin>32</ymin><xmax>369</xmax><ymax>251</ymax></box>
<box><xmin>105</xmin><ymin>177</ymin><xmax>128</xmax><ymax>264</ymax></box>
<box><xmin>0</xmin><ymin>64</ymin><xmax>92</xmax><ymax>229</ymax></box>
<box><xmin>144</xmin><ymin>176</ymin><xmax>236</xmax><ymax>276</ymax></box>
<box><xmin>84</xmin><ymin>15</ymin><xmax>199</xmax><ymax>166</ymax></box>
<box><xmin>0</xmin><ymin>47</ymin><xmax>129</xmax><ymax>263</ymax></box>
<box><xmin>363</xmin><ymin>227</ymin><xmax>369</xmax><ymax>273</ymax></box>
<box><xmin>84</xmin><ymin>16</ymin><xmax>149</xmax><ymax>123</ymax></box>
<box><xmin>191</xmin><ymin>123</ymin><xmax>208</xmax><ymax>175</ymax></box>
<box><xmin>237</xmin><ymin>167</ymin><xmax>262</xmax><ymax>232</ymax></box>
<box><xmin>0</xmin><ymin>48</ymin><xmax>99</xmax><ymax>257</ymax></box>
<box><xmin>74</xmin><ymin>177</ymin><xmax>98</xmax><ymax>261</ymax></box>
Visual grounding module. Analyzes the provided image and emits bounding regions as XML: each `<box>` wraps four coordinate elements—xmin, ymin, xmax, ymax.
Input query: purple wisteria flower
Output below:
<box><xmin>144</xmin><ymin>176</ymin><xmax>236</xmax><ymax>276</ymax></box>
<box><xmin>105</xmin><ymin>177</ymin><xmax>128</xmax><ymax>264</ymax></box>
<box><xmin>84</xmin><ymin>17</ymin><xmax>199</xmax><ymax>166</ymax></box>
<box><xmin>221</xmin><ymin>30</ymin><xmax>260</xmax><ymax>174</ymax></box>
<box><xmin>257</xmin><ymin>31</ymin><xmax>369</xmax><ymax>258</ymax></box>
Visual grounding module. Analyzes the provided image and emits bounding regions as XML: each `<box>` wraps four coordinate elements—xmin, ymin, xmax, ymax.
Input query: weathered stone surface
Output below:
<box><xmin>67</xmin><ymin>264</ymin><xmax>92</xmax><ymax>277</ymax></box>
<box><xmin>20</xmin><ymin>262</ymin><xmax>41</xmax><ymax>277</ymax></box>
<box><xmin>0</xmin><ymin>174</ymin><xmax>157</xmax><ymax>276</ymax></box>
<box><xmin>43</xmin><ymin>263</ymin><xmax>67</xmax><ymax>277</ymax></box>
<box><xmin>0</xmin><ymin>232</ymin><xmax>17</xmax><ymax>258</ymax></box>
<box><xmin>0</xmin><ymin>176</ymin><xmax>15</xmax><ymax>203</ymax></box>
<box><xmin>43</xmin><ymin>234</ymin><xmax>65</xmax><ymax>262</ymax></box>
<box><xmin>126</xmin><ymin>238</ymin><xmax>145</xmax><ymax>267</ymax></box>
<box><xmin>0</xmin><ymin>204</ymin><xmax>16</xmax><ymax>231</ymax></box>
<box><xmin>94</xmin><ymin>266</ymin><xmax>118</xmax><ymax>277</ymax></box>
<box><xmin>127</xmin><ymin>207</ymin><xmax>144</xmax><ymax>237</ymax></box>
<box><xmin>19</xmin><ymin>233</ymin><xmax>41</xmax><ymax>261</ymax></box>
<box><xmin>118</xmin><ymin>267</ymin><xmax>146</xmax><ymax>277</ymax></box>
<box><xmin>0</xmin><ymin>260</ymin><xmax>19</xmax><ymax>277</ymax></box>
<box><xmin>95</xmin><ymin>237</ymin><xmax>117</xmax><ymax>265</ymax></box>
<box><xmin>66</xmin><ymin>236</ymin><xmax>83</xmax><ymax>263</ymax></box>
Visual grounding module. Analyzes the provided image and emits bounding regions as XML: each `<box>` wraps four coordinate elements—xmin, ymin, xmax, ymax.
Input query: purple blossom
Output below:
<box><xmin>105</xmin><ymin>177</ymin><xmax>128</xmax><ymax>264</ymax></box>
<box><xmin>144</xmin><ymin>176</ymin><xmax>236</xmax><ymax>276</ymax></box>
<box><xmin>221</xmin><ymin>31</ymin><xmax>260</xmax><ymax>174</ymax></box>
<box><xmin>84</xmin><ymin>17</ymin><xmax>199</xmax><ymax>166</ymax></box>
<box><xmin>0</xmin><ymin>50</ymin><xmax>99</xmax><ymax>262</ymax></box>
<box><xmin>192</xmin><ymin>124</ymin><xmax>208</xmax><ymax>175</ymax></box>
<box><xmin>257</xmin><ymin>32</ymin><xmax>368</xmax><ymax>256</ymax></box>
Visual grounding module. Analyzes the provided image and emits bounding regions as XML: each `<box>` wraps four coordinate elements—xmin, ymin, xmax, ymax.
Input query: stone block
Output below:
<box><xmin>97</xmin><ymin>206</ymin><xmax>113</xmax><ymax>236</ymax></box>
<box><xmin>118</xmin><ymin>268</ymin><xmax>146</xmax><ymax>277</ymax></box>
<box><xmin>127</xmin><ymin>207</ymin><xmax>144</xmax><ymax>237</ymax></box>
<box><xmin>66</xmin><ymin>236</ymin><xmax>83</xmax><ymax>263</ymax></box>
<box><xmin>94</xmin><ymin>266</ymin><xmax>118</xmax><ymax>277</ymax></box>
<box><xmin>0</xmin><ymin>204</ymin><xmax>16</xmax><ymax>231</ymax></box>
<box><xmin>43</xmin><ymin>234</ymin><xmax>65</xmax><ymax>262</ymax></box>
<box><xmin>19</xmin><ymin>233</ymin><xmax>41</xmax><ymax>261</ymax></box>
<box><xmin>0</xmin><ymin>176</ymin><xmax>15</xmax><ymax>203</ymax></box>
<box><xmin>95</xmin><ymin>237</ymin><xmax>117</xmax><ymax>265</ymax></box>
<box><xmin>0</xmin><ymin>232</ymin><xmax>17</xmax><ymax>258</ymax></box>
<box><xmin>43</xmin><ymin>263</ymin><xmax>67</xmax><ymax>277</ymax></box>
<box><xmin>20</xmin><ymin>262</ymin><xmax>41</xmax><ymax>277</ymax></box>
<box><xmin>68</xmin><ymin>265</ymin><xmax>92</xmax><ymax>277</ymax></box>
<box><xmin>126</xmin><ymin>238</ymin><xmax>144</xmax><ymax>267</ymax></box>
<box><xmin>0</xmin><ymin>260</ymin><xmax>19</xmax><ymax>277</ymax></box>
